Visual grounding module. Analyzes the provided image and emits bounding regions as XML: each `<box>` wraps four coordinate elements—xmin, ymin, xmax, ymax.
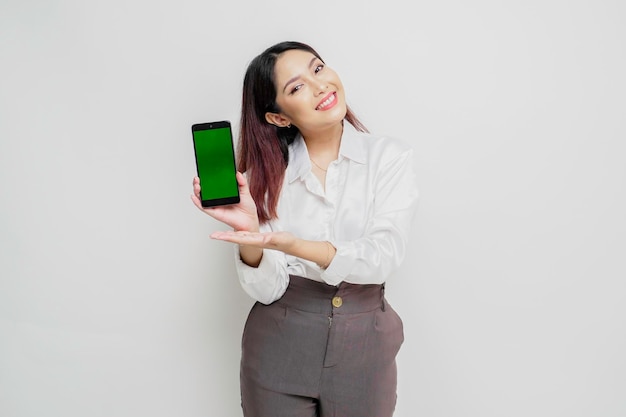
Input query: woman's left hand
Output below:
<box><xmin>210</xmin><ymin>230</ymin><xmax>297</xmax><ymax>252</ymax></box>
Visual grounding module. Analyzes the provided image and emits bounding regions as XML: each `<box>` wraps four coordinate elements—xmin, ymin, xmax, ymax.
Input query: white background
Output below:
<box><xmin>1</xmin><ymin>0</ymin><xmax>625</xmax><ymax>416</ymax></box>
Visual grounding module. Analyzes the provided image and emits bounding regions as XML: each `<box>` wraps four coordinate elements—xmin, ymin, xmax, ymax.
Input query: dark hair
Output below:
<box><xmin>238</xmin><ymin>41</ymin><xmax>367</xmax><ymax>223</ymax></box>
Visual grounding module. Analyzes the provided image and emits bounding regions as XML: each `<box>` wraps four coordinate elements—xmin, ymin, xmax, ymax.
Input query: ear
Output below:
<box><xmin>265</xmin><ymin>112</ymin><xmax>291</xmax><ymax>128</ymax></box>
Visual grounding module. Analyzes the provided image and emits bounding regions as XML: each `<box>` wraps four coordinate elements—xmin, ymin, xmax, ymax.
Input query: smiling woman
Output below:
<box><xmin>191</xmin><ymin>41</ymin><xmax>419</xmax><ymax>417</ymax></box>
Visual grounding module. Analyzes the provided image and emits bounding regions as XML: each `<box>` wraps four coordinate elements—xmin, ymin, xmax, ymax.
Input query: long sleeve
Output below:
<box><xmin>233</xmin><ymin>225</ymin><xmax>291</xmax><ymax>305</ymax></box>
<box><xmin>321</xmin><ymin>148</ymin><xmax>419</xmax><ymax>286</ymax></box>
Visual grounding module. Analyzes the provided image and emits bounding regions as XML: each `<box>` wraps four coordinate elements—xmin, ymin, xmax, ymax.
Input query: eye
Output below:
<box><xmin>314</xmin><ymin>64</ymin><xmax>324</xmax><ymax>73</ymax></box>
<box><xmin>290</xmin><ymin>84</ymin><xmax>303</xmax><ymax>94</ymax></box>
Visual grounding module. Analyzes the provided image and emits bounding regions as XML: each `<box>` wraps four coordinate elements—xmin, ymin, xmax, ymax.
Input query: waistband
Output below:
<box><xmin>276</xmin><ymin>275</ymin><xmax>386</xmax><ymax>315</ymax></box>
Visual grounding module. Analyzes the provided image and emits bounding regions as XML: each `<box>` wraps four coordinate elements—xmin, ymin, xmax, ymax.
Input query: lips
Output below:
<box><xmin>316</xmin><ymin>92</ymin><xmax>337</xmax><ymax>110</ymax></box>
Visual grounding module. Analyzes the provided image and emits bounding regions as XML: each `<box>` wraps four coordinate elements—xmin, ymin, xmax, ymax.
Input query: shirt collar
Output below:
<box><xmin>286</xmin><ymin>122</ymin><xmax>367</xmax><ymax>183</ymax></box>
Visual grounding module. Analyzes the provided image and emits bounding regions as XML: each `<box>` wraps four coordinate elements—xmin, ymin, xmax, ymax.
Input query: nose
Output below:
<box><xmin>313</xmin><ymin>79</ymin><xmax>328</xmax><ymax>96</ymax></box>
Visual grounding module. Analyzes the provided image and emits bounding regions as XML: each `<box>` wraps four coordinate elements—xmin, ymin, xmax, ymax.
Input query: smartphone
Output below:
<box><xmin>191</xmin><ymin>120</ymin><xmax>240</xmax><ymax>207</ymax></box>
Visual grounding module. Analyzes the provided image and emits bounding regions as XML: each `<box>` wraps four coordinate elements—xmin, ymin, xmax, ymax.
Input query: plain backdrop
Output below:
<box><xmin>1</xmin><ymin>0</ymin><xmax>625</xmax><ymax>416</ymax></box>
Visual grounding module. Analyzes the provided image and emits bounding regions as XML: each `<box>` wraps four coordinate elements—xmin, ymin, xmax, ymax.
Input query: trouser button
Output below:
<box><xmin>332</xmin><ymin>296</ymin><xmax>343</xmax><ymax>308</ymax></box>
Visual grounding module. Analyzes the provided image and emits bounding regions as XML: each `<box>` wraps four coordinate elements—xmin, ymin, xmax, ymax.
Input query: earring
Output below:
<box><xmin>286</xmin><ymin>124</ymin><xmax>292</xmax><ymax>128</ymax></box>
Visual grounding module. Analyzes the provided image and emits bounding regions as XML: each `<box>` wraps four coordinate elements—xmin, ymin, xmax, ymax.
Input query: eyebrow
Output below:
<box><xmin>282</xmin><ymin>56</ymin><xmax>319</xmax><ymax>93</ymax></box>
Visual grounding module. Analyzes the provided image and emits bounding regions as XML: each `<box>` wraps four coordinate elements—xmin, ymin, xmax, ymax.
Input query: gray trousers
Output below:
<box><xmin>240</xmin><ymin>275</ymin><xmax>404</xmax><ymax>417</ymax></box>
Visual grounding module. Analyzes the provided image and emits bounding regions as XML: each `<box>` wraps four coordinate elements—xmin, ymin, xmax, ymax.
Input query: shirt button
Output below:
<box><xmin>332</xmin><ymin>296</ymin><xmax>343</xmax><ymax>308</ymax></box>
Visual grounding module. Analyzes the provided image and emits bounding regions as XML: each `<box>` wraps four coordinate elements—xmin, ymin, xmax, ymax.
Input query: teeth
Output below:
<box><xmin>318</xmin><ymin>94</ymin><xmax>335</xmax><ymax>109</ymax></box>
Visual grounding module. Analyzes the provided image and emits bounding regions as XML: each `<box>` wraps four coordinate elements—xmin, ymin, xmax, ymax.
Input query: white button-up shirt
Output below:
<box><xmin>234</xmin><ymin>122</ymin><xmax>419</xmax><ymax>304</ymax></box>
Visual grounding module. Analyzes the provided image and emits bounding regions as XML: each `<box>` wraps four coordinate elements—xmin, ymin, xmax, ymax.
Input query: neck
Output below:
<box><xmin>301</xmin><ymin>122</ymin><xmax>343</xmax><ymax>158</ymax></box>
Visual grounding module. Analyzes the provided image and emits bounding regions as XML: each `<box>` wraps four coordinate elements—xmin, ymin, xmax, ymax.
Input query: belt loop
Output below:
<box><xmin>380</xmin><ymin>283</ymin><xmax>386</xmax><ymax>311</ymax></box>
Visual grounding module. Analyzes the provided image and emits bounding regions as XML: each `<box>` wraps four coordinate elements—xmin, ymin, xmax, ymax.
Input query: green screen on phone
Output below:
<box><xmin>192</xmin><ymin>123</ymin><xmax>239</xmax><ymax>206</ymax></box>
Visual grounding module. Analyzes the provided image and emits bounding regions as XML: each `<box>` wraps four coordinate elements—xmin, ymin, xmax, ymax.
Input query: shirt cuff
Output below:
<box><xmin>234</xmin><ymin>246</ymin><xmax>279</xmax><ymax>283</ymax></box>
<box><xmin>319</xmin><ymin>241</ymin><xmax>352</xmax><ymax>286</ymax></box>
<box><xmin>233</xmin><ymin>246</ymin><xmax>289</xmax><ymax>304</ymax></box>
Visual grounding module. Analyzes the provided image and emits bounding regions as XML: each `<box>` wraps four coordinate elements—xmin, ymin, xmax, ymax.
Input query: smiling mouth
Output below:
<box><xmin>316</xmin><ymin>92</ymin><xmax>337</xmax><ymax>110</ymax></box>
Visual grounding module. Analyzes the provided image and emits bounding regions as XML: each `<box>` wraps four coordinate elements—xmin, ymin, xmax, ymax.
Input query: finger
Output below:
<box><xmin>210</xmin><ymin>233</ymin><xmax>246</xmax><ymax>244</ymax></box>
<box><xmin>236</xmin><ymin>171</ymin><xmax>251</xmax><ymax>194</ymax></box>
<box><xmin>211</xmin><ymin>231</ymin><xmax>261</xmax><ymax>245</ymax></box>
<box><xmin>211</xmin><ymin>230</ymin><xmax>249</xmax><ymax>239</ymax></box>
<box><xmin>190</xmin><ymin>194</ymin><xmax>204</xmax><ymax>210</ymax></box>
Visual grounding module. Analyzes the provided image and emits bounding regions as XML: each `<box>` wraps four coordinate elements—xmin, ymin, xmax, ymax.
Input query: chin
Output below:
<box><xmin>332</xmin><ymin>103</ymin><xmax>348</xmax><ymax>122</ymax></box>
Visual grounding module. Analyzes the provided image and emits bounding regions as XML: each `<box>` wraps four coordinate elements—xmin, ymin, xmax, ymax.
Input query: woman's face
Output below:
<box><xmin>267</xmin><ymin>49</ymin><xmax>347</xmax><ymax>132</ymax></box>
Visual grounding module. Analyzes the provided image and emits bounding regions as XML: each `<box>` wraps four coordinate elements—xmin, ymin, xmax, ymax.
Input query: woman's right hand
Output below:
<box><xmin>191</xmin><ymin>172</ymin><xmax>260</xmax><ymax>233</ymax></box>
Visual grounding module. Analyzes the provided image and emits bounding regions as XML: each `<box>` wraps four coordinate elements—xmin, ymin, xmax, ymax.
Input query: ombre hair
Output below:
<box><xmin>238</xmin><ymin>41</ymin><xmax>367</xmax><ymax>223</ymax></box>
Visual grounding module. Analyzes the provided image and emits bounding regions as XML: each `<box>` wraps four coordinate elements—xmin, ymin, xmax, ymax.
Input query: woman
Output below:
<box><xmin>191</xmin><ymin>41</ymin><xmax>419</xmax><ymax>417</ymax></box>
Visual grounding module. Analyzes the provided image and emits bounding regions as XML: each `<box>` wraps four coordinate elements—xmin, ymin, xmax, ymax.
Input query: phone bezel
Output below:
<box><xmin>191</xmin><ymin>120</ymin><xmax>240</xmax><ymax>207</ymax></box>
